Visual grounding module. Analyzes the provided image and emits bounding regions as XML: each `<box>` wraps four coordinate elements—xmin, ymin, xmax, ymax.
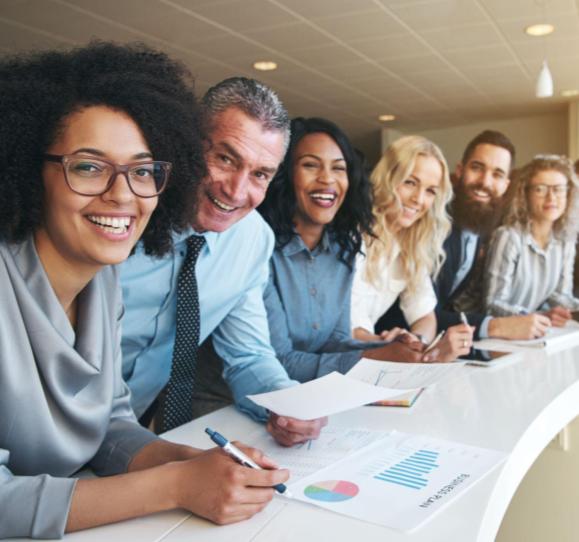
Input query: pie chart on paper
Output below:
<box><xmin>304</xmin><ymin>480</ymin><xmax>359</xmax><ymax>502</ymax></box>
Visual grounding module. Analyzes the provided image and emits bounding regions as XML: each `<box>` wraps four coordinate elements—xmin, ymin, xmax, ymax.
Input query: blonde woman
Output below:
<box><xmin>352</xmin><ymin>136</ymin><xmax>473</xmax><ymax>362</ymax></box>
<box><xmin>484</xmin><ymin>155</ymin><xmax>579</xmax><ymax>328</ymax></box>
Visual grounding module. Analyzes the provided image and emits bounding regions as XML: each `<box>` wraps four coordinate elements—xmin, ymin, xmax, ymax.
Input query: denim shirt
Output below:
<box><xmin>264</xmin><ymin>232</ymin><xmax>366</xmax><ymax>382</ymax></box>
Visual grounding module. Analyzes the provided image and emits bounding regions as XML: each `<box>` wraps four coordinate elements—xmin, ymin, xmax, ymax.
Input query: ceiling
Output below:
<box><xmin>1</xmin><ymin>0</ymin><xmax>578</xmax><ymax>161</ymax></box>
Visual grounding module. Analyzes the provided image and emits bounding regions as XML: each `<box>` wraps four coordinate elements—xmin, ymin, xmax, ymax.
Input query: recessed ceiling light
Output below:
<box><xmin>525</xmin><ymin>23</ymin><xmax>555</xmax><ymax>37</ymax></box>
<box><xmin>561</xmin><ymin>89</ymin><xmax>579</xmax><ymax>97</ymax></box>
<box><xmin>253</xmin><ymin>61</ymin><xmax>277</xmax><ymax>71</ymax></box>
<box><xmin>378</xmin><ymin>114</ymin><xmax>396</xmax><ymax>122</ymax></box>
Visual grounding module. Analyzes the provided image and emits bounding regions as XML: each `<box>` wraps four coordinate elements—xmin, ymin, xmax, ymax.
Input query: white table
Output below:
<box><xmin>31</xmin><ymin>342</ymin><xmax>579</xmax><ymax>542</ymax></box>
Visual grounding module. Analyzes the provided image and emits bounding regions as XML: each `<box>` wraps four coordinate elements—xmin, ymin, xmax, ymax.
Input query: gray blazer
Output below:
<box><xmin>0</xmin><ymin>237</ymin><xmax>158</xmax><ymax>539</ymax></box>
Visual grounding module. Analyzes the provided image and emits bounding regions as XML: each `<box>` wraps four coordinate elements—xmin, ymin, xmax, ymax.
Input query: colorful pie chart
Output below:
<box><xmin>304</xmin><ymin>480</ymin><xmax>359</xmax><ymax>502</ymax></box>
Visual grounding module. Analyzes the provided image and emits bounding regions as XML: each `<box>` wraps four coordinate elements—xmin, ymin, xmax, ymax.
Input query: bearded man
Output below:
<box><xmin>435</xmin><ymin>130</ymin><xmax>551</xmax><ymax>340</ymax></box>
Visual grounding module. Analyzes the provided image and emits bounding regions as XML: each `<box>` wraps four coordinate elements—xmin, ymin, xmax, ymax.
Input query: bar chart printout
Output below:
<box><xmin>374</xmin><ymin>449</ymin><xmax>439</xmax><ymax>490</ymax></box>
<box><xmin>290</xmin><ymin>432</ymin><xmax>507</xmax><ymax>532</ymax></box>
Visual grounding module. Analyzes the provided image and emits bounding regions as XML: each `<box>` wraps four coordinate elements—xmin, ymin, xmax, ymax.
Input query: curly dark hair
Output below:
<box><xmin>0</xmin><ymin>41</ymin><xmax>204</xmax><ymax>256</ymax></box>
<box><xmin>258</xmin><ymin>117</ymin><xmax>373</xmax><ymax>267</ymax></box>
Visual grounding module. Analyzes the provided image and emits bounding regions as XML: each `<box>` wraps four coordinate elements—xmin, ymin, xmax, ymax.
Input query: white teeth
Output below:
<box><xmin>209</xmin><ymin>194</ymin><xmax>236</xmax><ymax>212</ymax></box>
<box><xmin>403</xmin><ymin>206</ymin><xmax>418</xmax><ymax>214</ymax></box>
<box><xmin>311</xmin><ymin>193</ymin><xmax>336</xmax><ymax>201</ymax></box>
<box><xmin>87</xmin><ymin>215</ymin><xmax>131</xmax><ymax>234</ymax></box>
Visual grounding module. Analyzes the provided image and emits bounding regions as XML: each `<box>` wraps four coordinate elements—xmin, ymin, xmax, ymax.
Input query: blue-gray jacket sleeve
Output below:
<box><xmin>0</xmin><ymin>449</ymin><xmax>76</xmax><ymax>539</ymax></box>
<box><xmin>89</xmin><ymin>300</ymin><xmax>159</xmax><ymax>476</ymax></box>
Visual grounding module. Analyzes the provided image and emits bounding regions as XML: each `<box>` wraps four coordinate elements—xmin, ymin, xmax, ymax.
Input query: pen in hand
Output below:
<box><xmin>423</xmin><ymin>330</ymin><xmax>445</xmax><ymax>354</ymax></box>
<box><xmin>205</xmin><ymin>427</ymin><xmax>293</xmax><ymax>498</ymax></box>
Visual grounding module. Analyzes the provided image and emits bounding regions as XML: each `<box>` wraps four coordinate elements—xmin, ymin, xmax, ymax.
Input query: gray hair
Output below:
<box><xmin>202</xmin><ymin>77</ymin><xmax>290</xmax><ymax>151</ymax></box>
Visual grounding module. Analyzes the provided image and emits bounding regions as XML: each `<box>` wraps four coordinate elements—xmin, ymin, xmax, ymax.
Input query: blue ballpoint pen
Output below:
<box><xmin>205</xmin><ymin>427</ymin><xmax>293</xmax><ymax>498</ymax></box>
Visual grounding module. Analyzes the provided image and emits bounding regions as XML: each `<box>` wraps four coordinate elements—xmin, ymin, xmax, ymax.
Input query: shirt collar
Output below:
<box><xmin>280</xmin><ymin>229</ymin><xmax>333</xmax><ymax>257</ymax></box>
<box><xmin>173</xmin><ymin>226</ymin><xmax>218</xmax><ymax>254</ymax></box>
<box><xmin>523</xmin><ymin>228</ymin><xmax>558</xmax><ymax>256</ymax></box>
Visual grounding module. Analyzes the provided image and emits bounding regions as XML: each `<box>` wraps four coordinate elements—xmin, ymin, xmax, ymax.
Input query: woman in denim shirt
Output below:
<box><xmin>259</xmin><ymin>118</ymin><xmax>430</xmax><ymax>382</ymax></box>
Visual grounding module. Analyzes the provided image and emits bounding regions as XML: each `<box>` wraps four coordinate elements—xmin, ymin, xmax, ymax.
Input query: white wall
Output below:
<box><xmin>382</xmin><ymin>110</ymin><xmax>568</xmax><ymax>170</ymax></box>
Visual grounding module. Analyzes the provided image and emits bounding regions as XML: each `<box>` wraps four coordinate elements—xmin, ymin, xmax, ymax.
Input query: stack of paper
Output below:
<box><xmin>474</xmin><ymin>321</ymin><xmax>579</xmax><ymax>352</ymax></box>
<box><xmin>247</xmin><ymin>372</ymin><xmax>414</xmax><ymax>420</ymax></box>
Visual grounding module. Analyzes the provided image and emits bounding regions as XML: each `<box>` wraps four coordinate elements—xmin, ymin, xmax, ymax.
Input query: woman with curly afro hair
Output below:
<box><xmin>0</xmin><ymin>42</ymin><xmax>286</xmax><ymax>539</ymax></box>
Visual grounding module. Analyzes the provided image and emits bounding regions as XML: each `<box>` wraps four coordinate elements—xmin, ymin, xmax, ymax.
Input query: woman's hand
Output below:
<box><xmin>543</xmin><ymin>306</ymin><xmax>571</xmax><ymax>327</ymax></box>
<box><xmin>173</xmin><ymin>444</ymin><xmax>289</xmax><ymax>525</ymax></box>
<box><xmin>422</xmin><ymin>324</ymin><xmax>474</xmax><ymax>362</ymax></box>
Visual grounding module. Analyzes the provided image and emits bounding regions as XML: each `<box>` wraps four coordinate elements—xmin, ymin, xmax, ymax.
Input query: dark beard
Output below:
<box><xmin>451</xmin><ymin>184</ymin><xmax>503</xmax><ymax>238</ymax></box>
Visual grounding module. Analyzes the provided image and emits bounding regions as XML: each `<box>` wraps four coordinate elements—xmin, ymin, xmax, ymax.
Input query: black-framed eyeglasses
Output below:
<box><xmin>527</xmin><ymin>184</ymin><xmax>570</xmax><ymax>198</ymax></box>
<box><xmin>44</xmin><ymin>154</ymin><xmax>172</xmax><ymax>198</ymax></box>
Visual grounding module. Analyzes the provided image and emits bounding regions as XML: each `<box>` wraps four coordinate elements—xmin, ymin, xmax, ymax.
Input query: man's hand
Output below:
<box><xmin>543</xmin><ymin>306</ymin><xmax>571</xmax><ymax>327</ymax></box>
<box><xmin>266</xmin><ymin>413</ymin><xmax>328</xmax><ymax>447</ymax></box>
<box><xmin>489</xmin><ymin>313</ymin><xmax>551</xmax><ymax>340</ymax></box>
<box><xmin>173</xmin><ymin>444</ymin><xmax>288</xmax><ymax>525</ymax></box>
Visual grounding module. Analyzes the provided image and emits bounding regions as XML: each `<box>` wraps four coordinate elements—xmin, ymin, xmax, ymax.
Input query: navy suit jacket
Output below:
<box><xmin>375</xmin><ymin>225</ymin><xmax>487</xmax><ymax>339</ymax></box>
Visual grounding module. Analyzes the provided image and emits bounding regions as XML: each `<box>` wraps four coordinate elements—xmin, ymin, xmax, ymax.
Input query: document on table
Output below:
<box><xmin>246</xmin><ymin>425</ymin><xmax>391</xmax><ymax>481</ymax></box>
<box><xmin>246</xmin><ymin>372</ymin><xmax>415</xmax><ymax>420</ymax></box>
<box><xmin>474</xmin><ymin>321</ymin><xmax>579</xmax><ymax>352</ymax></box>
<box><xmin>347</xmin><ymin>359</ymin><xmax>466</xmax><ymax>389</ymax></box>
<box><xmin>288</xmin><ymin>431</ymin><xmax>507</xmax><ymax>532</ymax></box>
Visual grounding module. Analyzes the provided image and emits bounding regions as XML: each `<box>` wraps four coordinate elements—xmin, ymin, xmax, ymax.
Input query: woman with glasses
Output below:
<box><xmin>0</xmin><ymin>43</ymin><xmax>284</xmax><ymax>539</ymax></box>
<box><xmin>483</xmin><ymin>155</ymin><xmax>579</xmax><ymax>324</ymax></box>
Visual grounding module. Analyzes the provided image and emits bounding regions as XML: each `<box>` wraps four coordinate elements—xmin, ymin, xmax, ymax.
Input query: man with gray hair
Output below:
<box><xmin>120</xmin><ymin>77</ymin><xmax>326</xmax><ymax>446</ymax></box>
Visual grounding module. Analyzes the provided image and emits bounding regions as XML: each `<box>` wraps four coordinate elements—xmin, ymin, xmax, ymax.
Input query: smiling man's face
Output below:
<box><xmin>193</xmin><ymin>106</ymin><xmax>286</xmax><ymax>233</ymax></box>
<box><xmin>455</xmin><ymin>143</ymin><xmax>511</xmax><ymax>207</ymax></box>
<box><xmin>452</xmin><ymin>143</ymin><xmax>512</xmax><ymax>234</ymax></box>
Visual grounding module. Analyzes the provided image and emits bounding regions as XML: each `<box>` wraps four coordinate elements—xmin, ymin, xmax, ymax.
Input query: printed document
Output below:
<box><xmin>347</xmin><ymin>359</ymin><xmax>466</xmax><ymax>389</ymax></box>
<box><xmin>247</xmin><ymin>425</ymin><xmax>391</xmax><ymax>481</ymax></box>
<box><xmin>288</xmin><ymin>431</ymin><xmax>506</xmax><ymax>532</ymax></box>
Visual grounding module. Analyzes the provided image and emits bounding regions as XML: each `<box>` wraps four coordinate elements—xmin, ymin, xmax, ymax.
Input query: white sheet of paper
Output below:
<box><xmin>347</xmin><ymin>358</ymin><xmax>465</xmax><ymax>389</ymax></box>
<box><xmin>474</xmin><ymin>321</ymin><xmax>579</xmax><ymax>352</ymax></box>
<box><xmin>246</xmin><ymin>372</ymin><xmax>414</xmax><ymax>420</ymax></box>
<box><xmin>246</xmin><ymin>425</ymin><xmax>391</xmax><ymax>481</ymax></box>
<box><xmin>289</xmin><ymin>431</ymin><xmax>506</xmax><ymax>533</ymax></box>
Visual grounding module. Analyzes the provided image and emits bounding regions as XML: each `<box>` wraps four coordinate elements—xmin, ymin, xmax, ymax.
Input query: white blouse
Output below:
<box><xmin>351</xmin><ymin>241</ymin><xmax>437</xmax><ymax>333</ymax></box>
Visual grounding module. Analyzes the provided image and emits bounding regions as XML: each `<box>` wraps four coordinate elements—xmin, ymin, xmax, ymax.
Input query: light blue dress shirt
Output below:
<box><xmin>264</xmin><ymin>232</ymin><xmax>367</xmax><ymax>382</ymax></box>
<box><xmin>120</xmin><ymin>211</ymin><xmax>294</xmax><ymax>421</ymax></box>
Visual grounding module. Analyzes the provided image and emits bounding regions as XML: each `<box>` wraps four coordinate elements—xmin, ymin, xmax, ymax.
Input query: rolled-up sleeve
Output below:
<box><xmin>212</xmin><ymin>233</ymin><xmax>296</xmax><ymax>422</ymax></box>
<box><xmin>399</xmin><ymin>270</ymin><xmax>437</xmax><ymax>325</ymax></box>
<box><xmin>547</xmin><ymin>240</ymin><xmax>579</xmax><ymax>310</ymax></box>
<box><xmin>0</xmin><ymin>449</ymin><xmax>76</xmax><ymax>539</ymax></box>
<box><xmin>350</xmin><ymin>254</ymin><xmax>378</xmax><ymax>333</ymax></box>
<box><xmin>484</xmin><ymin>228</ymin><xmax>529</xmax><ymax>316</ymax></box>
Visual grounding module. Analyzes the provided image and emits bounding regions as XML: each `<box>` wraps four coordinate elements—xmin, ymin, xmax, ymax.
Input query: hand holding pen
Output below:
<box><xmin>206</xmin><ymin>427</ymin><xmax>293</xmax><ymax>498</ymax></box>
<box><xmin>422</xmin><ymin>313</ymin><xmax>474</xmax><ymax>362</ymax></box>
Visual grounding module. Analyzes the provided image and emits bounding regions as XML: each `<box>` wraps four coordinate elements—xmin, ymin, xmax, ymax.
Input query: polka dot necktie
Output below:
<box><xmin>158</xmin><ymin>235</ymin><xmax>206</xmax><ymax>433</ymax></box>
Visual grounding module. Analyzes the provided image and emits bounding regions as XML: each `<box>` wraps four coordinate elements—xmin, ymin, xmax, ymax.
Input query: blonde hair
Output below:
<box><xmin>502</xmin><ymin>155</ymin><xmax>579</xmax><ymax>241</ymax></box>
<box><xmin>364</xmin><ymin>135</ymin><xmax>452</xmax><ymax>292</ymax></box>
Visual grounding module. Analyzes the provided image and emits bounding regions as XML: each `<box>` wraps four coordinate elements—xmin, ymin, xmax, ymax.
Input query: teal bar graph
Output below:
<box><xmin>374</xmin><ymin>449</ymin><xmax>439</xmax><ymax>490</ymax></box>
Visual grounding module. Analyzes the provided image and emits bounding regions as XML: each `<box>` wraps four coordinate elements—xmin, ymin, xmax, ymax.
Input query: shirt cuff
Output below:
<box><xmin>90</xmin><ymin>419</ymin><xmax>159</xmax><ymax>476</ymax></box>
<box><xmin>338</xmin><ymin>350</ymin><xmax>364</xmax><ymax>374</ymax></box>
<box><xmin>478</xmin><ymin>316</ymin><xmax>492</xmax><ymax>339</ymax></box>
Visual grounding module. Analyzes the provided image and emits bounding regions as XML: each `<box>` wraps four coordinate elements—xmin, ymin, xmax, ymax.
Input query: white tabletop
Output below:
<box><xmin>34</xmin><ymin>341</ymin><xmax>579</xmax><ymax>542</ymax></box>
